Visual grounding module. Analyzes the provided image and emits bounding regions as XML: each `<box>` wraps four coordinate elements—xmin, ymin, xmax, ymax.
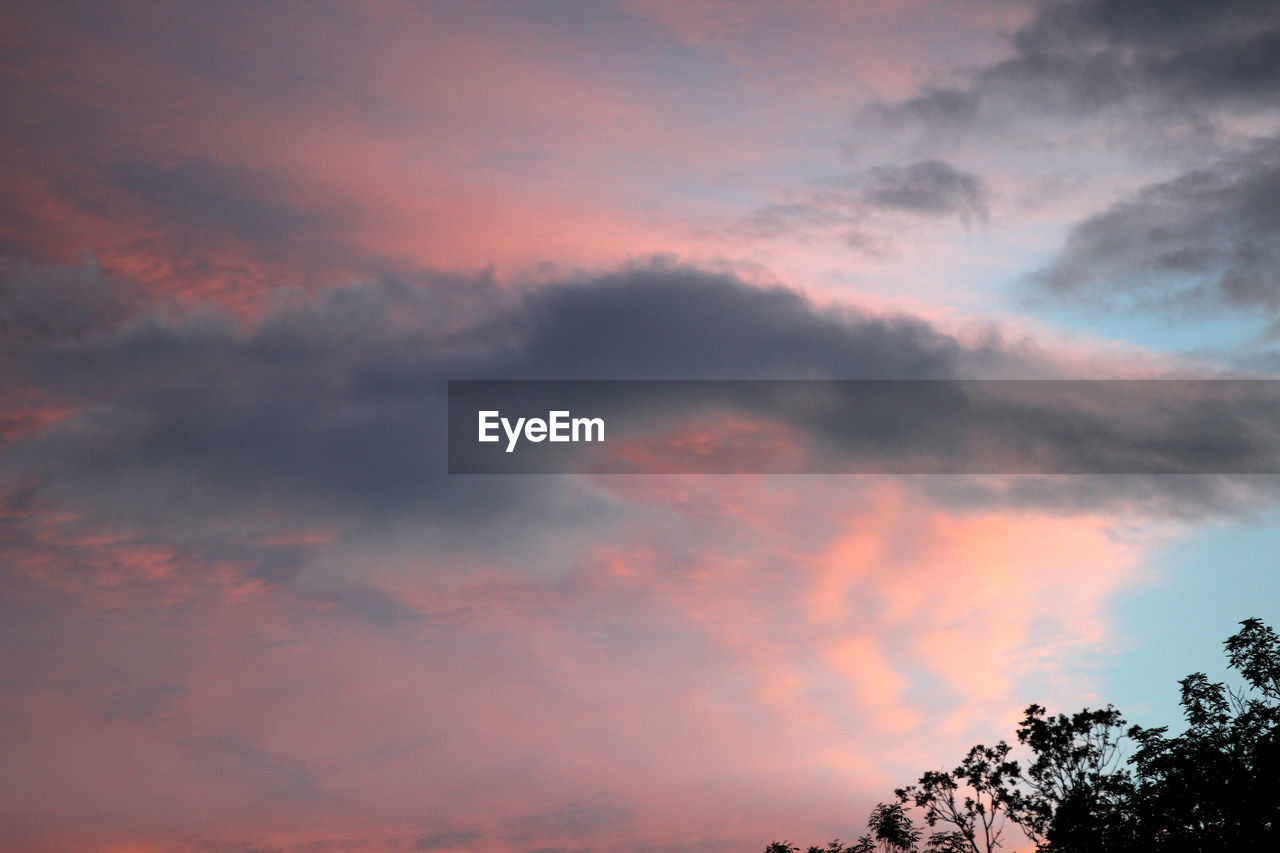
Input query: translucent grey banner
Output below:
<box><xmin>447</xmin><ymin>380</ymin><xmax>1280</xmax><ymax>474</ymax></box>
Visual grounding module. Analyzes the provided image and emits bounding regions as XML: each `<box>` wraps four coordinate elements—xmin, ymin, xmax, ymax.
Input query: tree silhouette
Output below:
<box><xmin>1012</xmin><ymin>704</ymin><xmax>1135</xmax><ymax>851</ymax></box>
<box><xmin>895</xmin><ymin>742</ymin><xmax>1019</xmax><ymax>853</ymax></box>
<box><xmin>764</xmin><ymin>618</ymin><xmax>1280</xmax><ymax>853</ymax></box>
<box><xmin>864</xmin><ymin>801</ymin><xmax>921</xmax><ymax>853</ymax></box>
<box><xmin>1127</xmin><ymin>618</ymin><xmax>1280</xmax><ymax>851</ymax></box>
<box><xmin>807</xmin><ymin>839</ymin><xmax>857</xmax><ymax>853</ymax></box>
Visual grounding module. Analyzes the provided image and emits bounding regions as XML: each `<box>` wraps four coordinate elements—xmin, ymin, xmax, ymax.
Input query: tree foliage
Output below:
<box><xmin>766</xmin><ymin>618</ymin><xmax>1280</xmax><ymax>853</ymax></box>
<box><xmin>895</xmin><ymin>742</ymin><xmax>1019</xmax><ymax>853</ymax></box>
<box><xmin>1013</xmin><ymin>703</ymin><xmax>1134</xmax><ymax>851</ymax></box>
<box><xmin>1126</xmin><ymin>618</ymin><xmax>1280</xmax><ymax>851</ymax></box>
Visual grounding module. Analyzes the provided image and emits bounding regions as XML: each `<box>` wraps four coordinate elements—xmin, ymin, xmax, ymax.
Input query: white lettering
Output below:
<box><xmin>573</xmin><ymin>416</ymin><xmax>604</xmax><ymax>442</ymax></box>
<box><xmin>502</xmin><ymin>416</ymin><xmax>526</xmax><ymax>453</ymax></box>
<box><xmin>481</xmin><ymin>410</ymin><xmax>604</xmax><ymax>452</ymax></box>
<box><xmin>478</xmin><ymin>411</ymin><xmax>500</xmax><ymax>442</ymax></box>
<box><xmin>549</xmin><ymin>410</ymin><xmax>570</xmax><ymax>442</ymax></box>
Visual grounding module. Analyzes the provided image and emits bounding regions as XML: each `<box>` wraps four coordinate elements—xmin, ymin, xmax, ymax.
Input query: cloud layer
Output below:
<box><xmin>881</xmin><ymin>0</ymin><xmax>1280</xmax><ymax>128</ymax></box>
<box><xmin>4</xmin><ymin>1</ymin><xmax>1280</xmax><ymax>851</ymax></box>
<box><xmin>1029</xmin><ymin>136</ymin><xmax>1280</xmax><ymax>317</ymax></box>
<box><xmin>0</xmin><ymin>261</ymin><xmax>1181</xmax><ymax>851</ymax></box>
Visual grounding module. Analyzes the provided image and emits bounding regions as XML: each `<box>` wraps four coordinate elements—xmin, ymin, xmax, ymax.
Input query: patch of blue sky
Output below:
<box><xmin>1098</xmin><ymin>512</ymin><xmax>1280</xmax><ymax>732</ymax></box>
<box><xmin>1019</xmin><ymin>295</ymin><xmax>1273</xmax><ymax>365</ymax></box>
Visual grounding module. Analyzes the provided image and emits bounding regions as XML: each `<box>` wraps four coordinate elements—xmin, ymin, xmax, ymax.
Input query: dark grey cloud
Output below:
<box><xmin>0</xmin><ymin>151</ymin><xmax>389</xmax><ymax>298</ymax></box>
<box><xmin>919</xmin><ymin>473</ymin><xmax>1280</xmax><ymax>523</ymax></box>
<box><xmin>880</xmin><ymin>88</ymin><xmax>980</xmax><ymax>132</ymax></box>
<box><xmin>0</xmin><ymin>256</ymin><xmax>139</xmax><ymax>346</ymax></box>
<box><xmin>93</xmin><ymin>682</ymin><xmax>188</xmax><ymax>723</ymax></box>
<box><xmin>859</xmin><ymin>161</ymin><xmax>989</xmax><ymax>224</ymax></box>
<box><xmin>503</xmin><ymin>795</ymin><xmax>633</xmax><ymax>845</ymax></box>
<box><xmin>737</xmin><ymin>201</ymin><xmax>846</xmax><ymax>241</ymax></box>
<box><xmin>414</xmin><ymin>830</ymin><xmax>484</xmax><ymax>850</ymax></box>
<box><xmin>3</xmin><ymin>257</ymin><xmax>1276</xmax><ymax>550</ymax></box>
<box><xmin>1028</xmin><ymin>136</ymin><xmax>1280</xmax><ymax>316</ymax></box>
<box><xmin>505</xmin><ymin>266</ymin><xmax>979</xmax><ymax>379</ymax></box>
<box><xmin>0</xmin><ymin>261</ymin><xmax>997</xmax><ymax>541</ymax></box>
<box><xmin>857</xmin><ymin>1</ymin><xmax>1280</xmax><ymax>335</ymax></box>
<box><xmin>878</xmin><ymin>0</ymin><xmax>1280</xmax><ymax>131</ymax></box>
<box><xmin>1014</xmin><ymin>0</ymin><xmax>1280</xmax><ymax>104</ymax></box>
<box><xmin>106</xmin><ymin>155</ymin><xmax>396</xmax><ymax>295</ymax></box>
<box><xmin>112</xmin><ymin>158</ymin><xmax>334</xmax><ymax>248</ymax></box>
<box><xmin>736</xmin><ymin>160</ymin><xmax>988</xmax><ymax>246</ymax></box>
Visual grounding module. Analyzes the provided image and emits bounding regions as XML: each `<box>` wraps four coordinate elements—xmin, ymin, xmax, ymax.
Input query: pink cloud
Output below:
<box><xmin>0</xmin><ymin>475</ymin><xmax>1147</xmax><ymax>851</ymax></box>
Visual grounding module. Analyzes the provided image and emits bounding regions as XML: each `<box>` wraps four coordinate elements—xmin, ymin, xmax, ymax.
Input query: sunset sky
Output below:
<box><xmin>3</xmin><ymin>1</ymin><xmax>1280</xmax><ymax>851</ymax></box>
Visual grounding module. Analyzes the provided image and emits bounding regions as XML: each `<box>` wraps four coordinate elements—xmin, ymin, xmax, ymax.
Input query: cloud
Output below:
<box><xmin>414</xmin><ymin>830</ymin><xmax>484</xmax><ymax>850</ymax></box>
<box><xmin>0</xmin><ymin>261</ymin><xmax>999</xmax><ymax>536</ymax></box>
<box><xmin>859</xmin><ymin>2</ymin><xmax>1280</xmax><ymax>332</ymax></box>
<box><xmin>0</xmin><ymin>260</ymin><xmax>1255</xmax><ymax>852</ymax></box>
<box><xmin>6</xmin><ymin>257</ymin><xmax>1277</xmax><ymax>544</ymax></box>
<box><xmin>4</xmin><ymin>2</ymin><xmax>1272</xmax><ymax>850</ymax></box>
<box><xmin>3</xmin><ymin>472</ymin><xmax>1148</xmax><ymax>852</ymax></box>
<box><xmin>1027</xmin><ymin>135</ymin><xmax>1280</xmax><ymax>317</ymax></box>
<box><xmin>879</xmin><ymin>0</ymin><xmax>1280</xmax><ymax>132</ymax></box>
<box><xmin>859</xmin><ymin>160</ymin><xmax>989</xmax><ymax>224</ymax></box>
<box><xmin>1010</xmin><ymin>0</ymin><xmax>1280</xmax><ymax>108</ymax></box>
<box><xmin>111</xmin><ymin>159</ymin><xmax>331</xmax><ymax>247</ymax></box>
<box><xmin>503</xmin><ymin>795</ymin><xmax>634</xmax><ymax>845</ymax></box>
<box><xmin>0</xmin><ymin>256</ymin><xmax>140</xmax><ymax>347</ymax></box>
<box><xmin>507</xmin><ymin>265</ymin><xmax>982</xmax><ymax>378</ymax></box>
<box><xmin>735</xmin><ymin>159</ymin><xmax>989</xmax><ymax>251</ymax></box>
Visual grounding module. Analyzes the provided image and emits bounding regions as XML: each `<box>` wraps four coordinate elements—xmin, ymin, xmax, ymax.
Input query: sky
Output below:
<box><xmin>2</xmin><ymin>1</ymin><xmax>1280</xmax><ymax>851</ymax></box>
